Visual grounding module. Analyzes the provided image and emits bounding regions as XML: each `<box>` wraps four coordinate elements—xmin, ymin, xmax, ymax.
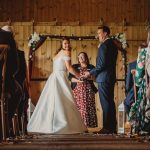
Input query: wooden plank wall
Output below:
<box><xmin>0</xmin><ymin>0</ymin><xmax>150</xmax><ymax>23</ymax></box>
<box><xmin>0</xmin><ymin>22</ymin><xmax>148</xmax><ymax>130</ymax></box>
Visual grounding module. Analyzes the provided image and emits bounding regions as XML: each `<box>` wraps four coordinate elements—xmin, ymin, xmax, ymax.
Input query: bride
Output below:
<box><xmin>27</xmin><ymin>37</ymin><xmax>87</xmax><ymax>134</ymax></box>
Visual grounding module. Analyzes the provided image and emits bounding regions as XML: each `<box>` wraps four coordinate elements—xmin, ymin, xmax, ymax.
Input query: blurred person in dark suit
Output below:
<box><xmin>0</xmin><ymin>25</ymin><xmax>19</xmax><ymax>138</ymax></box>
<box><xmin>124</xmin><ymin>60</ymin><xmax>137</xmax><ymax>116</ymax></box>
<box><xmin>15</xmin><ymin>47</ymin><xmax>29</xmax><ymax>135</ymax></box>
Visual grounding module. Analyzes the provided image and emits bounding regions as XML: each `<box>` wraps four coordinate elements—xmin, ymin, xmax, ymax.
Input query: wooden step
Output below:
<box><xmin>0</xmin><ymin>134</ymin><xmax>149</xmax><ymax>150</ymax></box>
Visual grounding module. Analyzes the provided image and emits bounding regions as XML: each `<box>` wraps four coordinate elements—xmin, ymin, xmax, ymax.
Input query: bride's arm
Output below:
<box><xmin>65</xmin><ymin>60</ymin><xmax>80</xmax><ymax>78</ymax></box>
<box><xmin>64</xmin><ymin>52</ymin><xmax>80</xmax><ymax>78</ymax></box>
<box><xmin>71</xmin><ymin>77</ymin><xmax>82</xmax><ymax>82</ymax></box>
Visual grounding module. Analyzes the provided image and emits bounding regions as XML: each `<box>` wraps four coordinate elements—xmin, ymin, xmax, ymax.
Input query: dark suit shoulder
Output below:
<box><xmin>0</xmin><ymin>30</ymin><xmax>13</xmax><ymax>43</ymax></box>
<box><xmin>104</xmin><ymin>38</ymin><xmax>117</xmax><ymax>48</ymax></box>
<box><xmin>0</xmin><ymin>29</ymin><xmax>11</xmax><ymax>34</ymax></box>
<box><xmin>104</xmin><ymin>38</ymin><xmax>113</xmax><ymax>44</ymax></box>
<box><xmin>88</xmin><ymin>64</ymin><xmax>95</xmax><ymax>69</ymax></box>
<box><xmin>17</xmin><ymin>49</ymin><xmax>24</xmax><ymax>53</ymax></box>
<box><xmin>127</xmin><ymin>61</ymin><xmax>137</xmax><ymax>70</ymax></box>
<box><xmin>17</xmin><ymin>49</ymin><xmax>25</xmax><ymax>55</ymax></box>
<box><xmin>100</xmin><ymin>42</ymin><xmax>107</xmax><ymax>49</ymax></box>
<box><xmin>128</xmin><ymin>60</ymin><xmax>136</xmax><ymax>66</ymax></box>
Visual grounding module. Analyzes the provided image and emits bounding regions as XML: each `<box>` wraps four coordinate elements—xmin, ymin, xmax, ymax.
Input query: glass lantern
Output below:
<box><xmin>118</xmin><ymin>102</ymin><xmax>125</xmax><ymax>134</ymax></box>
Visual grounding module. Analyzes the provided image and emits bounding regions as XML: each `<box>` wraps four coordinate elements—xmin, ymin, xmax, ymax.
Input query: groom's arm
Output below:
<box><xmin>90</xmin><ymin>44</ymin><xmax>107</xmax><ymax>77</ymax></box>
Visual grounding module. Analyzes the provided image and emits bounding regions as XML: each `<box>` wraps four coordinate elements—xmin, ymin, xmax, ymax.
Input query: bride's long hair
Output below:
<box><xmin>55</xmin><ymin>37</ymin><xmax>70</xmax><ymax>55</ymax></box>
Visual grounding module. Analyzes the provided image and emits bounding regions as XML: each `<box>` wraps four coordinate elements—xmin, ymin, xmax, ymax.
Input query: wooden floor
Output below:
<box><xmin>0</xmin><ymin>133</ymin><xmax>150</xmax><ymax>150</ymax></box>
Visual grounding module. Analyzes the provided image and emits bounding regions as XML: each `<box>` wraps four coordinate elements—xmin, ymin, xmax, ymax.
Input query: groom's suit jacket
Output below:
<box><xmin>90</xmin><ymin>38</ymin><xmax>118</xmax><ymax>84</ymax></box>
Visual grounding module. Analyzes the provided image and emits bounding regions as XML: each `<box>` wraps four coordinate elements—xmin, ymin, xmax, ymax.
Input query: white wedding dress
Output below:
<box><xmin>27</xmin><ymin>55</ymin><xmax>86</xmax><ymax>134</ymax></box>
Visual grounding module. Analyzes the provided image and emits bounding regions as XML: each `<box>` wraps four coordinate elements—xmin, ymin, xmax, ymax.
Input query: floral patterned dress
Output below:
<box><xmin>129</xmin><ymin>48</ymin><xmax>148</xmax><ymax>133</ymax></box>
<box><xmin>72</xmin><ymin>67</ymin><xmax>98</xmax><ymax>128</ymax></box>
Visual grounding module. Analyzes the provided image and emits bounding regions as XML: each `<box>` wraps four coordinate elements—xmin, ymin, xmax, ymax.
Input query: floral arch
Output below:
<box><xmin>28</xmin><ymin>32</ymin><xmax>128</xmax><ymax>83</ymax></box>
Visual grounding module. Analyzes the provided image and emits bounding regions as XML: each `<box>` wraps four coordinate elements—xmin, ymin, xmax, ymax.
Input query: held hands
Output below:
<box><xmin>75</xmin><ymin>71</ymin><xmax>93</xmax><ymax>82</ymax></box>
<box><xmin>83</xmin><ymin>71</ymin><xmax>91</xmax><ymax>78</ymax></box>
<box><xmin>79</xmin><ymin>71</ymin><xmax>91</xmax><ymax>81</ymax></box>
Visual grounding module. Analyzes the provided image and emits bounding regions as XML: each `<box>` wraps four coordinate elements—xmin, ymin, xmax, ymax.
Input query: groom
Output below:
<box><xmin>82</xmin><ymin>26</ymin><xmax>118</xmax><ymax>134</ymax></box>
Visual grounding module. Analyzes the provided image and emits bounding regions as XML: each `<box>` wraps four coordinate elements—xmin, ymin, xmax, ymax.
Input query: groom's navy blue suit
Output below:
<box><xmin>90</xmin><ymin>38</ymin><xmax>118</xmax><ymax>132</ymax></box>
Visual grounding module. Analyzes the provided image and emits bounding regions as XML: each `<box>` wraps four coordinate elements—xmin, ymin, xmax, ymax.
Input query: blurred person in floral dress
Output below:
<box><xmin>129</xmin><ymin>30</ymin><xmax>150</xmax><ymax>135</ymax></box>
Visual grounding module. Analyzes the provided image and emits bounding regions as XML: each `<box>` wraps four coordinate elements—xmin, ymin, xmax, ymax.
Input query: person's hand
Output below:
<box><xmin>131</xmin><ymin>69</ymin><xmax>136</xmax><ymax>76</ymax></box>
<box><xmin>79</xmin><ymin>75</ymin><xmax>86</xmax><ymax>81</ymax></box>
<box><xmin>83</xmin><ymin>71</ymin><xmax>90</xmax><ymax>78</ymax></box>
<box><xmin>79</xmin><ymin>72</ymin><xmax>90</xmax><ymax>81</ymax></box>
<box><xmin>73</xmin><ymin>70</ymin><xmax>80</xmax><ymax>79</ymax></box>
<box><xmin>77</xmin><ymin>79</ymin><xmax>84</xmax><ymax>83</ymax></box>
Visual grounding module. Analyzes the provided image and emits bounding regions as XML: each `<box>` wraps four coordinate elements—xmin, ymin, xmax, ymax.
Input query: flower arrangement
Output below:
<box><xmin>111</xmin><ymin>33</ymin><xmax>128</xmax><ymax>49</ymax></box>
<box><xmin>28</xmin><ymin>32</ymin><xmax>40</xmax><ymax>50</ymax></box>
<box><xmin>28</xmin><ymin>32</ymin><xmax>128</xmax><ymax>50</ymax></box>
<box><xmin>145</xmin><ymin>23</ymin><xmax>150</xmax><ymax>30</ymax></box>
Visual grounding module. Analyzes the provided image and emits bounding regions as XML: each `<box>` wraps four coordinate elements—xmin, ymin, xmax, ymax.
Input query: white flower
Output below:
<box><xmin>28</xmin><ymin>32</ymin><xmax>40</xmax><ymax>50</ymax></box>
<box><xmin>111</xmin><ymin>33</ymin><xmax>128</xmax><ymax>49</ymax></box>
<box><xmin>122</xmin><ymin>43</ymin><xmax>127</xmax><ymax>49</ymax></box>
<box><xmin>32</xmin><ymin>32</ymin><xmax>40</xmax><ymax>42</ymax></box>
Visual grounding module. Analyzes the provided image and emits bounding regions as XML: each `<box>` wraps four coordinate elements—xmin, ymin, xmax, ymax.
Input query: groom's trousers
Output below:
<box><xmin>98</xmin><ymin>82</ymin><xmax>117</xmax><ymax>132</ymax></box>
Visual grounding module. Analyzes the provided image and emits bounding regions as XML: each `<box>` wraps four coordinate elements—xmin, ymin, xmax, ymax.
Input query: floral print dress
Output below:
<box><xmin>73</xmin><ymin>67</ymin><xmax>98</xmax><ymax>128</ymax></box>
